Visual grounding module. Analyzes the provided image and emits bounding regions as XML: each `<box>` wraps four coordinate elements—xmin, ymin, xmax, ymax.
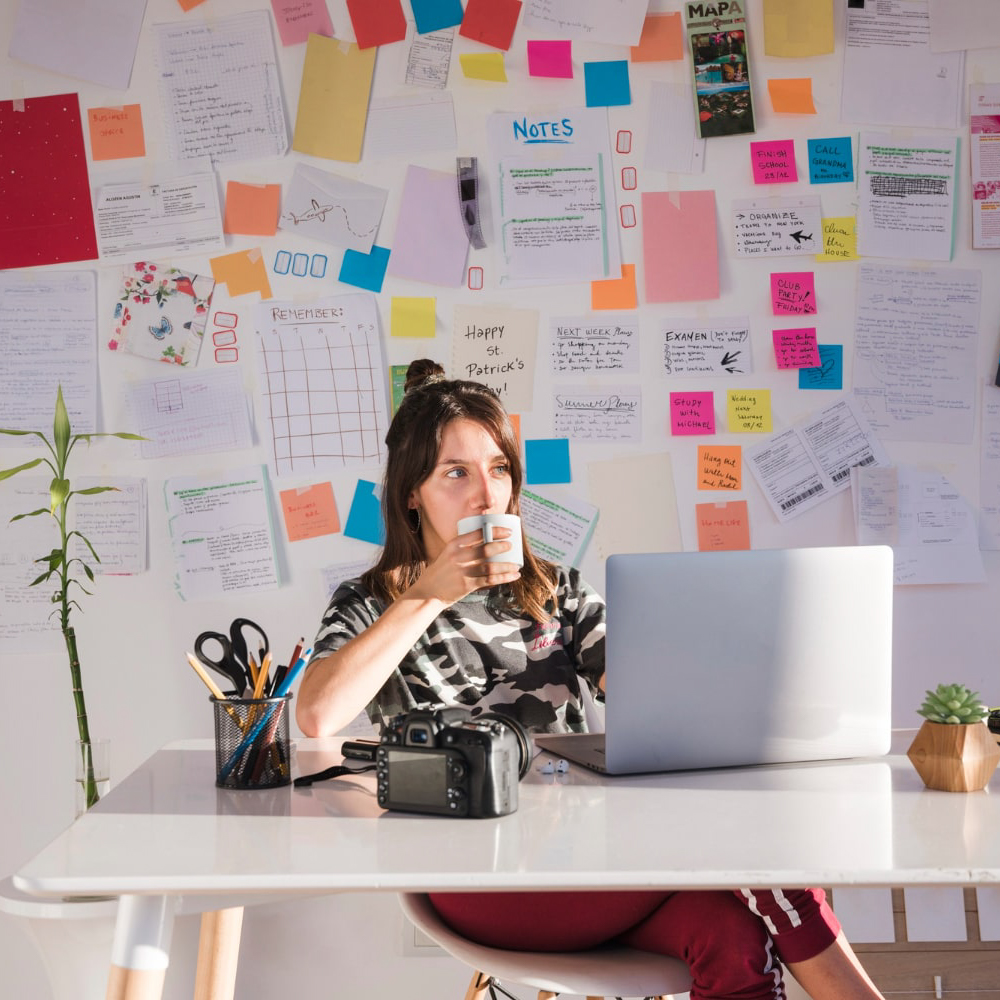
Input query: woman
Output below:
<box><xmin>297</xmin><ymin>360</ymin><xmax>884</xmax><ymax>1000</ymax></box>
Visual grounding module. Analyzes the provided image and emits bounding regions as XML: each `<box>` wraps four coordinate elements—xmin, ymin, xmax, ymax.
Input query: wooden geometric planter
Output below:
<box><xmin>907</xmin><ymin>719</ymin><xmax>1000</xmax><ymax>792</ymax></box>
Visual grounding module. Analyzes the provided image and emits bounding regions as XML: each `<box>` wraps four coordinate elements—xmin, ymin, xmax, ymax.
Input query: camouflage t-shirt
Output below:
<box><xmin>312</xmin><ymin>566</ymin><xmax>606</xmax><ymax>735</ymax></box>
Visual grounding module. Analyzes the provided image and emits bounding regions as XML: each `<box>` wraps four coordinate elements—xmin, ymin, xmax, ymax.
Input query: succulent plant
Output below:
<box><xmin>917</xmin><ymin>683</ymin><xmax>989</xmax><ymax>725</ymax></box>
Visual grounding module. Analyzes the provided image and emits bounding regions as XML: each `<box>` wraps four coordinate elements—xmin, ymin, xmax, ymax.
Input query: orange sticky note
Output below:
<box><xmin>280</xmin><ymin>483</ymin><xmax>340</xmax><ymax>541</ymax></box>
<box><xmin>591</xmin><ymin>263</ymin><xmax>637</xmax><ymax>311</ymax></box>
<box><xmin>698</xmin><ymin>445</ymin><xmax>742</xmax><ymax>491</ymax></box>
<box><xmin>224</xmin><ymin>182</ymin><xmax>280</xmax><ymax>236</ymax></box>
<box><xmin>630</xmin><ymin>13</ymin><xmax>684</xmax><ymax>62</ymax></box>
<box><xmin>87</xmin><ymin>105</ymin><xmax>145</xmax><ymax>160</ymax></box>
<box><xmin>210</xmin><ymin>248</ymin><xmax>272</xmax><ymax>299</ymax></box>
<box><xmin>176</xmin><ymin>0</ymin><xmax>207</xmax><ymax>9</ymax></box>
<box><xmin>696</xmin><ymin>500</ymin><xmax>750</xmax><ymax>551</ymax></box>
<box><xmin>509</xmin><ymin>413</ymin><xmax>521</xmax><ymax>448</ymax></box>
<box><xmin>767</xmin><ymin>78</ymin><xmax>816</xmax><ymax>114</ymax></box>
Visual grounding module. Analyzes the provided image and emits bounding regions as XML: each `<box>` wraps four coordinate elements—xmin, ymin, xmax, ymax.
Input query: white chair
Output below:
<box><xmin>399</xmin><ymin>892</ymin><xmax>692</xmax><ymax>1000</ymax></box>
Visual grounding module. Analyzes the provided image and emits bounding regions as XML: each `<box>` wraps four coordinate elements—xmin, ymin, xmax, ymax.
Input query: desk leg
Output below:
<box><xmin>105</xmin><ymin>894</ymin><xmax>175</xmax><ymax>1000</ymax></box>
<box><xmin>193</xmin><ymin>907</ymin><xmax>244</xmax><ymax>1000</ymax></box>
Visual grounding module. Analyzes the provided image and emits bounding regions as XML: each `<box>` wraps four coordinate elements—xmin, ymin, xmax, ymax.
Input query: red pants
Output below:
<box><xmin>428</xmin><ymin>888</ymin><xmax>840</xmax><ymax>1000</ymax></box>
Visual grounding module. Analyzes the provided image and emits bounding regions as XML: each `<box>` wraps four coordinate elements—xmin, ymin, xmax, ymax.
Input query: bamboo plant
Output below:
<box><xmin>0</xmin><ymin>387</ymin><xmax>143</xmax><ymax>810</ymax></box>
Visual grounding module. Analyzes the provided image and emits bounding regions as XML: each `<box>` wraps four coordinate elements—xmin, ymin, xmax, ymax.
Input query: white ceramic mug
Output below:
<box><xmin>457</xmin><ymin>513</ymin><xmax>524</xmax><ymax>567</ymax></box>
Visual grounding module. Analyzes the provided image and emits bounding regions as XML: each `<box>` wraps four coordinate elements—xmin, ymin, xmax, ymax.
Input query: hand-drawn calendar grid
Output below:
<box><xmin>255</xmin><ymin>299</ymin><xmax>389</xmax><ymax>479</ymax></box>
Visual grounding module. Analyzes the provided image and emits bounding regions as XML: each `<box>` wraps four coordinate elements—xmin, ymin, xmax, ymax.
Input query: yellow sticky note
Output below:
<box><xmin>727</xmin><ymin>390</ymin><xmax>772</xmax><ymax>434</ymax></box>
<box><xmin>391</xmin><ymin>297</ymin><xmax>436</xmax><ymax>338</ymax></box>
<box><xmin>459</xmin><ymin>52</ymin><xmax>507</xmax><ymax>82</ymax></box>
<box><xmin>293</xmin><ymin>33</ymin><xmax>376</xmax><ymax>162</ymax></box>
<box><xmin>767</xmin><ymin>78</ymin><xmax>816</xmax><ymax>114</ymax></box>
<box><xmin>591</xmin><ymin>263</ymin><xmax>638</xmax><ymax>311</ymax></box>
<box><xmin>816</xmin><ymin>217</ymin><xmax>859</xmax><ymax>262</ymax></box>
<box><xmin>763</xmin><ymin>0</ymin><xmax>834</xmax><ymax>57</ymax></box>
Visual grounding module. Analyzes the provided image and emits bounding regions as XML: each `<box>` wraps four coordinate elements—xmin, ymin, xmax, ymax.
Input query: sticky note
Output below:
<box><xmin>344</xmin><ymin>480</ymin><xmax>385</xmax><ymax>545</ymax></box>
<box><xmin>224</xmin><ymin>182</ymin><xmax>280</xmax><ymax>236</ymax></box>
<box><xmin>698</xmin><ymin>445</ymin><xmax>742</xmax><ymax>491</ymax></box>
<box><xmin>799</xmin><ymin>344</ymin><xmax>842</xmax><ymax>390</ymax></box>
<box><xmin>411</xmin><ymin>0</ymin><xmax>464</xmax><ymax>33</ymax></box>
<box><xmin>346</xmin><ymin>0</ymin><xmax>407</xmax><ymax>49</ymax></box>
<box><xmin>270</xmin><ymin>0</ymin><xmax>334</xmax><ymax>46</ymax></box>
<box><xmin>773</xmin><ymin>328</ymin><xmax>821</xmax><ymax>369</ymax></box>
<box><xmin>631</xmin><ymin>13</ymin><xmax>684</xmax><ymax>62</ymax></box>
<box><xmin>591</xmin><ymin>263</ymin><xmax>637</xmax><ymax>310</ymax></box>
<box><xmin>642</xmin><ymin>191</ymin><xmax>719</xmax><ymax>303</ymax></box>
<box><xmin>807</xmin><ymin>137</ymin><xmax>854</xmax><ymax>184</ymax></box>
<box><xmin>584</xmin><ymin>60</ymin><xmax>631</xmax><ymax>108</ymax></box>
<box><xmin>459</xmin><ymin>0</ymin><xmax>522</xmax><ymax>50</ymax></box>
<box><xmin>727</xmin><ymin>390</ymin><xmax>772</xmax><ymax>433</ymax></box>
<box><xmin>770</xmin><ymin>271</ymin><xmax>817</xmax><ymax>315</ymax></box>
<box><xmin>459</xmin><ymin>52</ymin><xmax>507</xmax><ymax>81</ymax></box>
<box><xmin>525</xmin><ymin>439</ymin><xmax>571</xmax><ymax>485</ymax></box>
<box><xmin>391</xmin><ymin>297</ymin><xmax>436</xmax><ymax>338</ymax></box>
<box><xmin>670</xmin><ymin>392</ymin><xmax>715</xmax><ymax>436</ymax></box>
<box><xmin>767</xmin><ymin>78</ymin><xmax>816</xmax><ymax>114</ymax></box>
<box><xmin>339</xmin><ymin>244</ymin><xmax>390</xmax><ymax>292</ymax></box>
<box><xmin>87</xmin><ymin>104</ymin><xmax>145</xmax><ymax>160</ymax></box>
<box><xmin>209</xmin><ymin>248</ymin><xmax>272</xmax><ymax>299</ymax></box>
<box><xmin>816</xmin><ymin>217</ymin><xmax>858</xmax><ymax>261</ymax></box>
<box><xmin>696</xmin><ymin>500</ymin><xmax>751</xmax><ymax>552</ymax></box>
<box><xmin>527</xmin><ymin>39</ymin><xmax>573</xmax><ymax>78</ymax></box>
<box><xmin>280</xmin><ymin>483</ymin><xmax>340</xmax><ymax>542</ymax></box>
<box><xmin>750</xmin><ymin>140</ymin><xmax>798</xmax><ymax>184</ymax></box>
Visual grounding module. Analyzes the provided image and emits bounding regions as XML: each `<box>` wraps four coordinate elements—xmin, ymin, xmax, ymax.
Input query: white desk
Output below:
<box><xmin>14</xmin><ymin>733</ymin><xmax>1000</xmax><ymax>999</ymax></box>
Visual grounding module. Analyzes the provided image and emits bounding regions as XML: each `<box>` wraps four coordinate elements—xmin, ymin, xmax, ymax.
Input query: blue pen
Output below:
<box><xmin>218</xmin><ymin>648</ymin><xmax>312</xmax><ymax>784</ymax></box>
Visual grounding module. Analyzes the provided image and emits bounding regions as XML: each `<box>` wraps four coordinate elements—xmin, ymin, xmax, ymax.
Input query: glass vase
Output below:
<box><xmin>75</xmin><ymin>739</ymin><xmax>110</xmax><ymax>817</ymax></box>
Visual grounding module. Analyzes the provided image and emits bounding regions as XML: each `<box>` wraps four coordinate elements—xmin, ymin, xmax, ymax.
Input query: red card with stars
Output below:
<box><xmin>0</xmin><ymin>93</ymin><xmax>98</xmax><ymax>269</ymax></box>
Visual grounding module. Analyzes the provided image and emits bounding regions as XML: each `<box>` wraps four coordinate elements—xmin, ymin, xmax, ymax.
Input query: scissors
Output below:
<box><xmin>194</xmin><ymin>617</ymin><xmax>269</xmax><ymax>697</ymax></box>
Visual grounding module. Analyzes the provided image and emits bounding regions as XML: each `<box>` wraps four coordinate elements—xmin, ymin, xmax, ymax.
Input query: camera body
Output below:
<box><xmin>377</xmin><ymin>707</ymin><xmax>524</xmax><ymax>818</ymax></box>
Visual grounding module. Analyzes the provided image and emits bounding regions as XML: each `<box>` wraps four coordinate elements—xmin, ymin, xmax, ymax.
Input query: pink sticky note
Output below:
<box><xmin>670</xmin><ymin>392</ymin><xmax>716</xmax><ymax>435</ymax></box>
<box><xmin>750</xmin><ymin>139</ymin><xmax>798</xmax><ymax>184</ymax></box>
<box><xmin>773</xmin><ymin>328</ymin><xmax>821</xmax><ymax>369</ymax></box>
<box><xmin>527</xmin><ymin>39</ymin><xmax>573</xmax><ymax>78</ymax></box>
<box><xmin>770</xmin><ymin>271</ymin><xmax>816</xmax><ymax>315</ymax></box>
<box><xmin>270</xmin><ymin>0</ymin><xmax>334</xmax><ymax>46</ymax></box>
<box><xmin>642</xmin><ymin>191</ymin><xmax>719</xmax><ymax>303</ymax></box>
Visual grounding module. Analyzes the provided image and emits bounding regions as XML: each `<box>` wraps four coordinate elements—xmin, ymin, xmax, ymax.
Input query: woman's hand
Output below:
<box><xmin>409</xmin><ymin>527</ymin><xmax>521</xmax><ymax>606</ymax></box>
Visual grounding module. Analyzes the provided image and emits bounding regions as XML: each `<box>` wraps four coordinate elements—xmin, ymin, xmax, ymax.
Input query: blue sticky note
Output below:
<box><xmin>344</xmin><ymin>480</ymin><xmax>385</xmax><ymax>545</ymax></box>
<box><xmin>583</xmin><ymin>60</ymin><xmax>631</xmax><ymax>108</ymax></box>
<box><xmin>525</xmin><ymin>438</ymin><xmax>572</xmax><ymax>484</ymax></box>
<box><xmin>799</xmin><ymin>344</ymin><xmax>843</xmax><ymax>390</ymax></box>
<box><xmin>339</xmin><ymin>244</ymin><xmax>390</xmax><ymax>293</ymax></box>
<box><xmin>411</xmin><ymin>0</ymin><xmax>464</xmax><ymax>33</ymax></box>
<box><xmin>807</xmin><ymin>137</ymin><xmax>854</xmax><ymax>185</ymax></box>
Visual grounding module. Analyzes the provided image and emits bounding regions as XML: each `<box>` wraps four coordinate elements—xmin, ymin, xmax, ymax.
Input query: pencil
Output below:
<box><xmin>252</xmin><ymin>651</ymin><xmax>272</xmax><ymax>700</ymax></box>
<box><xmin>186</xmin><ymin>653</ymin><xmax>243</xmax><ymax>727</ymax></box>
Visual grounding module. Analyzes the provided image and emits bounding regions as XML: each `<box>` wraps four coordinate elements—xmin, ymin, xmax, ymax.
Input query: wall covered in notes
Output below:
<box><xmin>2</xmin><ymin>0</ymin><xmax>1000</xmax><ymax>995</ymax></box>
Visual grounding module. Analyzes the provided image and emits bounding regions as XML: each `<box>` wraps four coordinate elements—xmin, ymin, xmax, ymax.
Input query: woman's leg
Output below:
<box><xmin>735</xmin><ymin>889</ymin><xmax>885</xmax><ymax>1000</ymax></box>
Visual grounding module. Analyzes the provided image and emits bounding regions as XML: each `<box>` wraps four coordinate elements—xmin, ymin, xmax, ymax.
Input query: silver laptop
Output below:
<box><xmin>535</xmin><ymin>545</ymin><xmax>893</xmax><ymax>774</ymax></box>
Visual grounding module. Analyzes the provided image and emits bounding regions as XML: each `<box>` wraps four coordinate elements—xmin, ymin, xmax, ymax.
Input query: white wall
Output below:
<box><xmin>2</xmin><ymin>1</ymin><xmax>999</xmax><ymax>996</ymax></box>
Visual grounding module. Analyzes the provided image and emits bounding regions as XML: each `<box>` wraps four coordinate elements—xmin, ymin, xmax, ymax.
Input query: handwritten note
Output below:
<box><xmin>770</xmin><ymin>271</ymin><xmax>816</xmax><ymax>315</ymax></box>
<box><xmin>152</xmin><ymin>12</ymin><xmax>288</xmax><ymax>164</ymax></box>
<box><xmin>452</xmin><ymin>305</ymin><xmax>538</xmax><ymax>413</ymax></box>
<box><xmin>659</xmin><ymin>318</ymin><xmax>752</xmax><ymax>376</ymax></box>
<box><xmin>816</xmin><ymin>217</ymin><xmax>859</xmax><ymax>261</ymax></box>
<box><xmin>773</xmin><ymin>328</ymin><xmax>821</xmax><ymax>369</ymax></box>
<box><xmin>270</xmin><ymin>0</ymin><xmax>334</xmax><ymax>46</ymax></box>
<box><xmin>751</xmin><ymin>139</ymin><xmax>798</xmax><ymax>183</ymax></box>
<box><xmin>696</xmin><ymin>500</ymin><xmax>750</xmax><ymax>551</ymax></box>
<box><xmin>698</xmin><ymin>445</ymin><xmax>742</xmax><ymax>491</ymax></box>
<box><xmin>799</xmin><ymin>343</ymin><xmax>843</xmax><ymax>390</ymax></box>
<box><xmin>553</xmin><ymin>386</ymin><xmax>641</xmax><ymax>441</ymax></box>
<box><xmin>732</xmin><ymin>196</ymin><xmax>823</xmax><ymax>257</ymax></box>
<box><xmin>727</xmin><ymin>390</ymin><xmax>772</xmax><ymax>433</ymax></box>
<box><xmin>87</xmin><ymin>104</ymin><xmax>145</xmax><ymax>160</ymax></box>
<box><xmin>670</xmin><ymin>392</ymin><xmax>715</xmax><ymax>436</ymax></box>
<box><xmin>807</xmin><ymin>136</ymin><xmax>854</xmax><ymax>184</ymax></box>
<box><xmin>280</xmin><ymin>482</ymin><xmax>340</xmax><ymax>542</ymax></box>
<box><xmin>550</xmin><ymin>315</ymin><xmax>639</xmax><ymax>374</ymax></box>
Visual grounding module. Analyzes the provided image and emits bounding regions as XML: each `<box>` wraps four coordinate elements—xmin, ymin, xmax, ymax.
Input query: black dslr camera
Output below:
<box><xmin>377</xmin><ymin>707</ymin><xmax>531</xmax><ymax>818</ymax></box>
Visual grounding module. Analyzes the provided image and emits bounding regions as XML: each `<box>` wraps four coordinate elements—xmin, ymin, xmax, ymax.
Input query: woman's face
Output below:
<box><xmin>409</xmin><ymin>417</ymin><xmax>513</xmax><ymax>561</ymax></box>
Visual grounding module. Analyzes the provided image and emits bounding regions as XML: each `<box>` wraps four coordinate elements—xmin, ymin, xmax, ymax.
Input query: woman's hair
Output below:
<box><xmin>361</xmin><ymin>359</ymin><xmax>558</xmax><ymax>622</ymax></box>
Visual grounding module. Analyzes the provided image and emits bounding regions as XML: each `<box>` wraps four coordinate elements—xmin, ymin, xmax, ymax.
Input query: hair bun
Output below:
<box><xmin>404</xmin><ymin>359</ymin><xmax>447</xmax><ymax>393</ymax></box>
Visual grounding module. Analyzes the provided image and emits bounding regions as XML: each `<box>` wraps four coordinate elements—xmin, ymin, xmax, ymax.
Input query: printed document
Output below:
<box><xmin>970</xmin><ymin>84</ymin><xmax>1000</xmax><ymax>250</ymax></box>
<box><xmin>520</xmin><ymin>487</ymin><xmax>598</xmax><ymax>569</ymax></box>
<box><xmin>978</xmin><ymin>387</ymin><xmax>1000</xmax><ymax>550</ymax></box>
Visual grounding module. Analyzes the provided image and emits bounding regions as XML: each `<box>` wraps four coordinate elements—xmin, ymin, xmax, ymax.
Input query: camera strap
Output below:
<box><xmin>293</xmin><ymin>763</ymin><xmax>376</xmax><ymax>787</ymax></box>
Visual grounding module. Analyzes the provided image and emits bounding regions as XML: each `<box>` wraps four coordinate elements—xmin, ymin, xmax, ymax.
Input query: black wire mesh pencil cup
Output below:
<box><xmin>212</xmin><ymin>694</ymin><xmax>292</xmax><ymax>789</ymax></box>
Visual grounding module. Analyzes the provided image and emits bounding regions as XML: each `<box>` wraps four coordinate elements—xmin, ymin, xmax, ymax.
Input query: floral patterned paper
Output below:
<box><xmin>108</xmin><ymin>261</ymin><xmax>214</xmax><ymax>366</ymax></box>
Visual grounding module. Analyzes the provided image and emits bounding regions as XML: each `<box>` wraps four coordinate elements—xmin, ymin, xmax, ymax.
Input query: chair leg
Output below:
<box><xmin>465</xmin><ymin>971</ymin><xmax>491</xmax><ymax>1000</ymax></box>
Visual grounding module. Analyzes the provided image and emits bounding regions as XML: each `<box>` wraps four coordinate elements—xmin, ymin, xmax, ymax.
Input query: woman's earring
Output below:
<box><xmin>409</xmin><ymin>507</ymin><xmax>421</xmax><ymax>533</ymax></box>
